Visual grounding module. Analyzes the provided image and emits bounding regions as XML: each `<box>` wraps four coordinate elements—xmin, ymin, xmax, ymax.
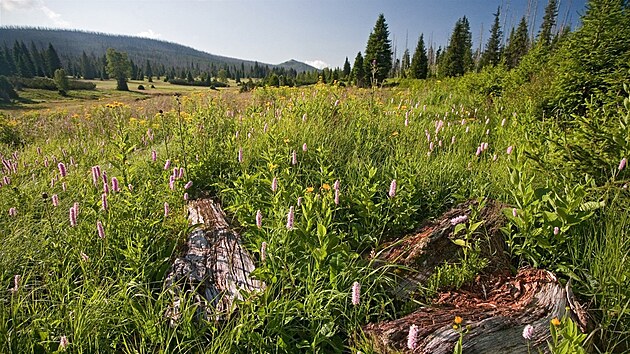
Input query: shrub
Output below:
<box><xmin>0</xmin><ymin>76</ymin><xmax>18</xmax><ymax>102</ymax></box>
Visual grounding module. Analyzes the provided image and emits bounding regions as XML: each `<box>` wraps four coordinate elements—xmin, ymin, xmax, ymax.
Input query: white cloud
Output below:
<box><xmin>0</xmin><ymin>0</ymin><xmax>36</xmax><ymax>11</ymax></box>
<box><xmin>136</xmin><ymin>29</ymin><xmax>162</xmax><ymax>39</ymax></box>
<box><xmin>1</xmin><ymin>0</ymin><xmax>70</xmax><ymax>27</ymax></box>
<box><xmin>40</xmin><ymin>4</ymin><xmax>70</xmax><ymax>27</ymax></box>
<box><xmin>304</xmin><ymin>60</ymin><xmax>329</xmax><ymax>70</ymax></box>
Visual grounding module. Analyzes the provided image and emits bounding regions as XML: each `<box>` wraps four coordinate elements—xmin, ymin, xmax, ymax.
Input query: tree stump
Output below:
<box><xmin>164</xmin><ymin>198</ymin><xmax>264</xmax><ymax>324</ymax></box>
<box><xmin>364</xmin><ymin>200</ymin><xmax>592</xmax><ymax>353</ymax></box>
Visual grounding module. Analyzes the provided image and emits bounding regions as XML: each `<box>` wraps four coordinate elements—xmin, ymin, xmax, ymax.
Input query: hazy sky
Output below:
<box><xmin>1</xmin><ymin>0</ymin><xmax>587</xmax><ymax>68</ymax></box>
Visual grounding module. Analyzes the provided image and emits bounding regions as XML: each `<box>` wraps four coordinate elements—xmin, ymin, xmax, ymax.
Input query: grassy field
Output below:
<box><xmin>0</xmin><ymin>78</ymin><xmax>234</xmax><ymax>116</ymax></box>
<box><xmin>0</xmin><ymin>76</ymin><xmax>628</xmax><ymax>353</ymax></box>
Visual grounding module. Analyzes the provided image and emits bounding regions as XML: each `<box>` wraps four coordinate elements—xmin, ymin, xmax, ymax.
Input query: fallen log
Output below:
<box><xmin>365</xmin><ymin>200</ymin><xmax>592</xmax><ymax>353</ymax></box>
<box><xmin>164</xmin><ymin>198</ymin><xmax>264</xmax><ymax>324</ymax></box>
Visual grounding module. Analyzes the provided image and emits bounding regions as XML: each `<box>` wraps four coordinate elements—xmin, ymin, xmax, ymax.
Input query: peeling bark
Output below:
<box><xmin>364</xmin><ymin>200</ymin><xmax>593</xmax><ymax>353</ymax></box>
<box><xmin>164</xmin><ymin>198</ymin><xmax>264</xmax><ymax>323</ymax></box>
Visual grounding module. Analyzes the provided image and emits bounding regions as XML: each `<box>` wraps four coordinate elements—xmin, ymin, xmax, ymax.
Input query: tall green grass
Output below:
<box><xmin>0</xmin><ymin>79</ymin><xmax>627</xmax><ymax>352</ymax></box>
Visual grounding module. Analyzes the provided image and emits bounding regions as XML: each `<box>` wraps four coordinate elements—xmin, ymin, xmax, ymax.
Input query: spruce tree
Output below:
<box><xmin>503</xmin><ymin>17</ymin><xmax>529</xmax><ymax>69</ymax></box>
<box><xmin>342</xmin><ymin>57</ymin><xmax>351</xmax><ymax>80</ymax></box>
<box><xmin>410</xmin><ymin>34</ymin><xmax>428</xmax><ymax>79</ymax></box>
<box><xmin>363</xmin><ymin>14</ymin><xmax>393</xmax><ymax>85</ymax></box>
<box><xmin>439</xmin><ymin>17</ymin><xmax>473</xmax><ymax>77</ymax></box>
<box><xmin>145</xmin><ymin>60</ymin><xmax>153</xmax><ymax>82</ymax></box>
<box><xmin>552</xmin><ymin>0</ymin><xmax>630</xmax><ymax>115</ymax></box>
<box><xmin>29</xmin><ymin>42</ymin><xmax>45</xmax><ymax>77</ymax></box>
<box><xmin>479</xmin><ymin>7</ymin><xmax>503</xmax><ymax>70</ymax></box>
<box><xmin>45</xmin><ymin>43</ymin><xmax>62</xmax><ymax>78</ymax></box>
<box><xmin>351</xmin><ymin>52</ymin><xmax>366</xmax><ymax>87</ymax></box>
<box><xmin>538</xmin><ymin>0</ymin><xmax>558</xmax><ymax>48</ymax></box>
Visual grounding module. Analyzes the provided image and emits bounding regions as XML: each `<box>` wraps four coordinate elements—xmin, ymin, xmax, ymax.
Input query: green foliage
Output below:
<box><xmin>538</xmin><ymin>0</ymin><xmax>559</xmax><ymax>48</ymax></box>
<box><xmin>106</xmin><ymin>48</ymin><xmax>131</xmax><ymax>91</ymax></box>
<box><xmin>503</xmin><ymin>17</ymin><xmax>530</xmax><ymax>69</ymax></box>
<box><xmin>478</xmin><ymin>7</ymin><xmax>503</xmax><ymax>70</ymax></box>
<box><xmin>409</xmin><ymin>34</ymin><xmax>428</xmax><ymax>79</ymax></box>
<box><xmin>548</xmin><ymin>313</ymin><xmax>589</xmax><ymax>354</ymax></box>
<box><xmin>351</xmin><ymin>52</ymin><xmax>366</xmax><ymax>87</ymax></box>
<box><xmin>502</xmin><ymin>156</ymin><xmax>601</xmax><ymax>269</ymax></box>
<box><xmin>439</xmin><ymin>17</ymin><xmax>473</xmax><ymax>77</ymax></box>
<box><xmin>53</xmin><ymin>68</ymin><xmax>69</xmax><ymax>95</ymax></box>
<box><xmin>363</xmin><ymin>14</ymin><xmax>393</xmax><ymax>85</ymax></box>
<box><xmin>549</xmin><ymin>0</ymin><xmax>630</xmax><ymax>117</ymax></box>
<box><xmin>0</xmin><ymin>76</ymin><xmax>18</xmax><ymax>102</ymax></box>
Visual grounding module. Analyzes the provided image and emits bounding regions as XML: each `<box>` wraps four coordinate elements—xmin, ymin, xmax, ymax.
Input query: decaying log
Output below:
<box><xmin>365</xmin><ymin>200</ymin><xmax>592</xmax><ymax>353</ymax></box>
<box><xmin>164</xmin><ymin>198</ymin><xmax>264</xmax><ymax>323</ymax></box>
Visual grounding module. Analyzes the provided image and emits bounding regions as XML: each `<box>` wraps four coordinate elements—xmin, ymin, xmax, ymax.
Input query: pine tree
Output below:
<box><xmin>45</xmin><ymin>43</ymin><xmax>62</xmax><ymax>78</ymax></box>
<box><xmin>342</xmin><ymin>57</ymin><xmax>351</xmax><ymax>80</ymax></box>
<box><xmin>409</xmin><ymin>34</ymin><xmax>428</xmax><ymax>79</ymax></box>
<box><xmin>401</xmin><ymin>49</ymin><xmax>410</xmax><ymax>78</ymax></box>
<box><xmin>351</xmin><ymin>52</ymin><xmax>366</xmax><ymax>87</ymax></box>
<box><xmin>29</xmin><ymin>42</ymin><xmax>45</xmax><ymax>77</ymax></box>
<box><xmin>538</xmin><ymin>0</ymin><xmax>558</xmax><ymax>48</ymax></box>
<box><xmin>80</xmin><ymin>51</ymin><xmax>96</xmax><ymax>79</ymax></box>
<box><xmin>145</xmin><ymin>60</ymin><xmax>153</xmax><ymax>82</ymax></box>
<box><xmin>363</xmin><ymin>14</ymin><xmax>393</xmax><ymax>85</ymax></box>
<box><xmin>479</xmin><ymin>7</ymin><xmax>503</xmax><ymax>70</ymax></box>
<box><xmin>439</xmin><ymin>17</ymin><xmax>473</xmax><ymax>77</ymax></box>
<box><xmin>0</xmin><ymin>47</ymin><xmax>10</xmax><ymax>76</ymax></box>
<box><xmin>503</xmin><ymin>17</ymin><xmax>529</xmax><ymax>69</ymax></box>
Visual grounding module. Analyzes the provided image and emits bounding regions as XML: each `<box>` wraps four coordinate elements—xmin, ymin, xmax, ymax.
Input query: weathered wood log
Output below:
<box><xmin>164</xmin><ymin>198</ymin><xmax>264</xmax><ymax>324</ymax></box>
<box><xmin>364</xmin><ymin>200</ymin><xmax>592</xmax><ymax>353</ymax></box>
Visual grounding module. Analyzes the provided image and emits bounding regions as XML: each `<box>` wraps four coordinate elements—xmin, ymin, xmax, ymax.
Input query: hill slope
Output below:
<box><xmin>0</xmin><ymin>27</ymin><xmax>317</xmax><ymax>73</ymax></box>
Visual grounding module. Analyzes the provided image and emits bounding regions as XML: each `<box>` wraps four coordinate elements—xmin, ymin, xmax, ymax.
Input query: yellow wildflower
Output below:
<box><xmin>321</xmin><ymin>183</ymin><xmax>331</xmax><ymax>191</ymax></box>
<box><xmin>306</xmin><ymin>187</ymin><xmax>314</xmax><ymax>193</ymax></box>
<box><xmin>551</xmin><ymin>318</ymin><xmax>561</xmax><ymax>326</ymax></box>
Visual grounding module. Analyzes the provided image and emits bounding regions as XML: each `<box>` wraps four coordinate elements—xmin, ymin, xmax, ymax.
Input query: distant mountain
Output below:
<box><xmin>0</xmin><ymin>27</ymin><xmax>317</xmax><ymax>74</ymax></box>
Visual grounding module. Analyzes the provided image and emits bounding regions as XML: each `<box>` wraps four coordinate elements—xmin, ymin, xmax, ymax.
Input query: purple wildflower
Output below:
<box><xmin>238</xmin><ymin>147</ymin><xmax>243</xmax><ymax>163</ymax></box>
<box><xmin>164</xmin><ymin>159</ymin><xmax>171</xmax><ymax>170</ymax></box>
<box><xmin>52</xmin><ymin>194</ymin><xmax>59</xmax><ymax>207</ymax></box>
<box><xmin>351</xmin><ymin>281</ymin><xmax>361</xmax><ymax>305</ymax></box>
<box><xmin>522</xmin><ymin>324</ymin><xmax>534</xmax><ymax>340</ymax></box>
<box><xmin>58</xmin><ymin>162</ymin><xmax>67</xmax><ymax>177</ymax></box>
<box><xmin>450</xmin><ymin>215</ymin><xmax>468</xmax><ymax>226</ymax></box>
<box><xmin>619</xmin><ymin>158</ymin><xmax>627</xmax><ymax>171</ymax></box>
<box><xmin>271</xmin><ymin>177</ymin><xmax>278</xmax><ymax>192</ymax></box>
<box><xmin>101</xmin><ymin>193</ymin><xmax>108</xmax><ymax>211</ymax></box>
<box><xmin>303</xmin><ymin>143</ymin><xmax>307</xmax><ymax>152</ymax></box>
<box><xmin>286</xmin><ymin>206</ymin><xmax>294</xmax><ymax>230</ymax></box>
<box><xmin>69</xmin><ymin>206</ymin><xmax>77</xmax><ymax>227</ymax></box>
<box><xmin>151</xmin><ymin>150</ymin><xmax>157</xmax><ymax>162</ymax></box>
<box><xmin>183</xmin><ymin>192</ymin><xmax>188</xmax><ymax>201</ymax></box>
<box><xmin>8</xmin><ymin>207</ymin><xmax>17</xmax><ymax>217</ymax></box>
<box><xmin>407</xmin><ymin>324</ymin><xmax>419</xmax><ymax>350</ymax></box>
<box><xmin>97</xmin><ymin>221</ymin><xmax>105</xmax><ymax>239</ymax></box>
<box><xmin>111</xmin><ymin>177</ymin><xmax>120</xmax><ymax>193</ymax></box>
<box><xmin>256</xmin><ymin>210</ymin><xmax>262</xmax><ymax>228</ymax></box>
<box><xmin>389</xmin><ymin>179</ymin><xmax>397</xmax><ymax>198</ymax></box>
<box><xmin>291</xmin><ymin>150</ymin><xmax>297</xmax><ymax>165</ymax></box>
<box><xmin>164</xmin><ymin>202</ymin><xmax>169</xmax><ymax>217</ymax></box>
<box><xmin>507</xmin><ymin>146</ymin><xmax>514</xmax><ymax>155</ymax></box>
<box><xmin>260</xmin><ymin>241</ymin><xmax>267</xmax><ymax>262</ymax></box>
<box><xmin>184</xmin><ymin>181</ymin><xmax>193</xmax><ymax>190</ymax></box>
<box><xmin>553</xmin><ymin>226</ymin><xmax>560</xmax><ymax>235</ymax></box>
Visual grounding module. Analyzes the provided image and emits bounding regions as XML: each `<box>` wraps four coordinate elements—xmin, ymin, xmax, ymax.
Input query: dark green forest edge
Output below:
<box><xmin>0</xmin><ymin>0</ymin><xmax>629</xmax><ymax>353</ymax></box>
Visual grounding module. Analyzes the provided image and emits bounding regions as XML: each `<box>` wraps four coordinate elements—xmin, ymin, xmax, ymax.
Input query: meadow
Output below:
<box><xmin>0</xmin><ymin>73</ymin><xmax>628</xmax><ymax>353</ymax></box>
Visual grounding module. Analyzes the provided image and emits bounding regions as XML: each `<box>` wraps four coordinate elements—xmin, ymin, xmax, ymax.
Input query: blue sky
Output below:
<box><xmin>1</xmin><ymin>0</ymin><xmax>587</xmax><ymax>68</ymax></box>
